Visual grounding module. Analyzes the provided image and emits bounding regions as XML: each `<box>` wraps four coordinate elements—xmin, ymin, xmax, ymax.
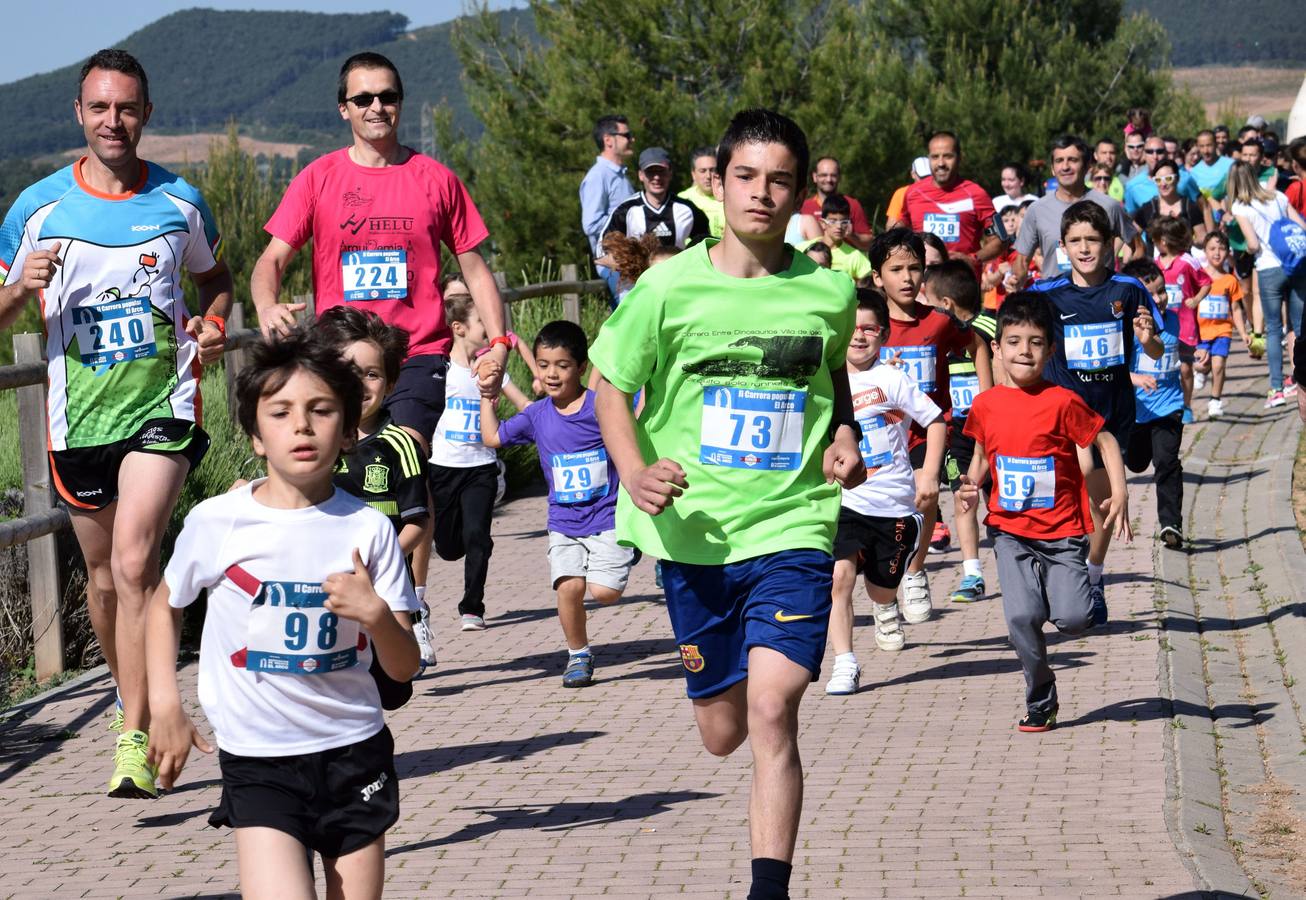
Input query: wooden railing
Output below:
<box><xmin>3</xmin><ymin>263</ymin><xmax>606</xmax><ymax>679</ymax></box>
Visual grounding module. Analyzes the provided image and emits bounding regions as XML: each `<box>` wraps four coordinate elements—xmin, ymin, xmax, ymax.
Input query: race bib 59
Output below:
<box><xmin>995</xmin><ymin>455</ymin><xmax>1056</xmax><ymax>512</ymax></box>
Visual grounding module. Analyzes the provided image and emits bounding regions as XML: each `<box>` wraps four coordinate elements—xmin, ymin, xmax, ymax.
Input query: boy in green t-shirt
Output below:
<box><xmin>590</xmin><ymin>108</ymin><xmax>865</xmax><ymax>900</ymax></box>
<box><xmin>798</xmin><ymin>193</ymin><xmax>873</xmax><ymax>282</ymax></box>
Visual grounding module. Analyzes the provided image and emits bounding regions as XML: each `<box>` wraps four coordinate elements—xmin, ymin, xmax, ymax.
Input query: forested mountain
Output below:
<box><xmin>1127</xmin><ymin>0</ymin><xmax>1305</xmax><ymax>65</ymax></box>
<box><xmin>0</xmin><ymin>7</ymin><xmax>532</xmax><ymax>159</ymax></box>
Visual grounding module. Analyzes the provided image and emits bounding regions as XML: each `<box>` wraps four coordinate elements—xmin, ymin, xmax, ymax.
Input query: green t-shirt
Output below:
<box><xmin>797</xmin><ymin>238</ymin><xmax>872</xmax><ymax>281</ymax></box>
<box><xmin>678</xmin><ymin>186</ymin><xmax>725</xmax><ymax>238</ymax></box>
<box><xmin>588</xmin><ymin>240</ymin><xmax>856</xmax><ymax>564</ymax></box>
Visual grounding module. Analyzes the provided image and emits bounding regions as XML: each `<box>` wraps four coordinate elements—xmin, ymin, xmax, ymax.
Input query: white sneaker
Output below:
<box><xmin>901</xmin><ymin>573</ymin><xmax>932</xmax><ymax>624</ymax></box>
<box><xmin>874</xmin><ymin>602</ymin><xmax>906</xmax><ymax>651</ymax></box>
<box><xmin>460</xmin><ymin>613</ymin><xmax>487</xmax><ymax>631</ymax></box>
<box><xmin>824</xmin><ymin>656</ymin><xmax>861</xmax><ymax>695</ymax></box>
<box><xmin>413</xmin><ymin>604</ymin><xmax>438</xmax><ymax>669</ymax></box>
<box><xmin>1193</xmin><ymin>371</ymin><xmax>1207</xmax><ymax>390</ymax></box>
<box><xmin>1207</xmin><ymin>398</ymin><xmax>1223</xmax><ymax>419</ymax></box>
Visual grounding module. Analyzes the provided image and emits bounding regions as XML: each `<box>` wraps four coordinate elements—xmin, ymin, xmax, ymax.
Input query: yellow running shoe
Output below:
<box><xmin>108</xmin><ymin>699</ymin><xmax>124</xmax><ymax>733</ymax></box>
<box><xmin>107</xmin><ymin>729</ymin><xmax>158</xmax><ymax>798</ymax></box>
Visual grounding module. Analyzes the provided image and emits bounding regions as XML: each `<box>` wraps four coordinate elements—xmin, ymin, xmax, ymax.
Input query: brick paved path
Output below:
<box><xmin>4</xmin><ymin>370</ymin><xmax>1260</xmax><ymax>897</ymax></box>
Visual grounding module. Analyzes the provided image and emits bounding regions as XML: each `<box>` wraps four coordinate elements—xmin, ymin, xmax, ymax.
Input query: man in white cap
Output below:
<box><xmin>884</xmin><ymin>156</ymin><xmax>930</xmax><ymax>230</ymax></box>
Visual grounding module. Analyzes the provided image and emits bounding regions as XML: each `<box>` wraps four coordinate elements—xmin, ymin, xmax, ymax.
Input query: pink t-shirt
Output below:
<box><xmin>265</xmin><ymin>148</ymin><xmax>490</xmax><ymax>357</ymax></box>
<box><xmin>1159</xmin><ymin>256</ymin><xmax>1211</xmax><ymax>346</ymax></box>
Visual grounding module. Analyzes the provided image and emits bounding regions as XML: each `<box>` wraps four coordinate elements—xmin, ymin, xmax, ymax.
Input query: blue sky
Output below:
<box><xmin>1</xmin><ymin>1</ymin><xmax>522</xmax><ymax>83</ymax></box>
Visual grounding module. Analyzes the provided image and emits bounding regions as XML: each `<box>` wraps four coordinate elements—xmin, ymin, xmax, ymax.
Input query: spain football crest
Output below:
<box><xmin>679</xmin><ymin>644</ymin><xmax>705</xmax><ymax>673</ymax></box>
<box><xmin>363</xmin><ymin>464</ymin><xmax>389</xmax><ymax>494</ymax></box>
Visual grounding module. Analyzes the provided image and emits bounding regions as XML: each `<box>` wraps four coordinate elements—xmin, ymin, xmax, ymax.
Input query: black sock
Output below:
<box><xmin>748</xmin><ymin>857</ymin><xmax>792</xmax><ymax>900</ymax></box>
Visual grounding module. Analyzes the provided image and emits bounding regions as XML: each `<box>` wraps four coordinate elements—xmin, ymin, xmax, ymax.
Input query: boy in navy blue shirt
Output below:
<box><xmin>1121</xmin><ymin>259</ymin><xmax>1185</xmax><ymax>549</ymax></box>
<box><xmin>1028</xmin><ymin>201</ymin><xmax>1163</xmax><ymax>624</ymax></box>
<box><xmin>480</xmin><ymin>320</ymin><xmax>634</xmax><ymax>688</ymax></box>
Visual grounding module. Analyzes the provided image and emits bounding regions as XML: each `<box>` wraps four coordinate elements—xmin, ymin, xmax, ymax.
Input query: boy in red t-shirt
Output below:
<box><xmin>959</xmin><ymin>293</ymin><xmax>1130</xmax><ymax>732</ymax></box>
<box><xmin>870</xmin><ymin>228</ymin><xmax>984</xmax><ymax>624</ymax></box>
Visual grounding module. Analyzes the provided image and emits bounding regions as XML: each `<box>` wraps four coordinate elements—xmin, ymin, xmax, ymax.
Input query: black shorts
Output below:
<box><xmin>1177</xmin><ymin>341</ymin><xmax>1197</xmax><ymax>363</ymax></box>
<box><xmin>832</xmin><ymin>508</ymin><xmax>923</xmax><ymax>589</ymax></box>
<box><xmin>945</xmin><ymin>425</ymin><xmax>977</xmax><ymax>492</ymax></box>
<box><xmin>908</xmin><ymin>437</ymin><xmax>954</xmax><ymax>491</ymax></box>
<box><xmin>49</xmin><ymin>418</ymin><xmax>208</xmax><ymax>511</ymax></box>
<box><xmin>210</xmin><ymin>725</ymin><xmax>399</xmax><ymax>858</ymax></box>
<box><xmin>1087</xmin><ymin>419</ymin><xmax>1131</xmax><ymax>472</ymax></box>
<box><xmin>1233</xmin><ymin>250</ymin><xmax>1254</xmax><ymax>280</ymax></box>
<box><xmin>383</xmin><ymin>353</ymin><xmax>449</xmax><ymax>446</ymax></box>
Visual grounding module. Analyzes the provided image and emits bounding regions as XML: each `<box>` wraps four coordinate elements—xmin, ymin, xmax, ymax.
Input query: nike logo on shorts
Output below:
<box><xmin>774</xmin><ymin>611</ymin><xmax>814</xmax><ymax>623</ymax></box>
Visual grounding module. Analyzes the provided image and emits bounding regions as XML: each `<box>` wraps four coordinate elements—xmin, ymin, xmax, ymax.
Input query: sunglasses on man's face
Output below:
<box><xmin>347</xmin><ymin>90</ymin><xmax>403</xmax><ymax>108</ymax></box>
<box><xmin>1126</xmin><ymin>143</ymin><xmax>1145</xmax><ymax>151</ymax></box>
<box><xmin>1144</xmin><ymin>148</ymin><xmax>1166</xmax><ymax>156</ymax></box>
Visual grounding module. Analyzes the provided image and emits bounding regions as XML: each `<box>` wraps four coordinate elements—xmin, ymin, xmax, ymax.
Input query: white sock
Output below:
<box><xmin>835</xmin><ymin>651</ymin><xmax>857</xmax><ymax>668</ymax></box>
<box><xmin>1087</xmin><ymin>562</ymin><xmax>1104</xmax><ymax>585</ymax></box>
<box><xmin>569</xmin><ymin>644</ymin><xmax>591</xmax><ymax>657</ymax></box>
<box><xmin>963</xmin><ymin>558</ymin><xmax>983</xmax><ymax>578</ymax></box>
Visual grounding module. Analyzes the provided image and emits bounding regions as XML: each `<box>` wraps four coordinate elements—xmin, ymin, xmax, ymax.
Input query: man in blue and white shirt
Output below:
<box><xmin>579</xmin><ymin>115</ymin><xmax>635</xmax><ymax>294</ymax></box>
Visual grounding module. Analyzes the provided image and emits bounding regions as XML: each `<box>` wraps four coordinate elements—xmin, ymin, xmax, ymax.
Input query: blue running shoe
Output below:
<box><xmin>1089</xmin><ymin>582</ymin><xmax>1108</xmax><ymax>627</ymax></box>
<box><xmin>654</xmin><ymin>560</ymin><xmax>664</xmax><ymax>590</ymax></box>
<box><xmin>1181</xmin><ymin>407</ymin><xmax>1194</xmax><ymax>424</ymax></box>
<box><xmin>950</xmin><ymin>574</ymin><xmax>986</xmax><ymax>603</ymax></box>
<box><xmin>562</xmin><ymin>651</ymin><xmax>594</xmax><ymax>688</ymax></box>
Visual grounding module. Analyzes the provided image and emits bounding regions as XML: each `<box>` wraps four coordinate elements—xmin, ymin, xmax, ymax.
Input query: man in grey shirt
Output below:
<box><xmin>1012</xmin><ymin>134</ymin><xmax>1138</xmax><ymax>286</ymax></box>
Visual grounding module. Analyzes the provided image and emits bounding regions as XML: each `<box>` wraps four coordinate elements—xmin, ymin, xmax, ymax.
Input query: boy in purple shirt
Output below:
<box><xmin>481</xmin><ymin>320</ymin><xmax>634</xmax><ymax>687</ymax></box>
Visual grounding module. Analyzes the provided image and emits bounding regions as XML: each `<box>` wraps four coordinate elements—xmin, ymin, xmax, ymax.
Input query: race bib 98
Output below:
<box><xmin>246</xmin><ymin>581</ymin><xmax>360</xmax><ymax>676</ymax></box>
<box><xmin>858</xmin><ymin>415</ymin><xmax>893</xmax><ymax>468</ymax></box>
<box><xmin>342</xmin><ymin>250</ymin><xmax>408</xmax><ymax>301</ymax></box>
<box><xmin>1064</xmin><ymin>321</ymin><xmax>1124</xmax><ymax>370</ymax></box>
<box><xmin>700</xmin><ymin>387</ymin><xmax>805</xmax><ymax>470</ymax></box>
<box><xmin>72</xmin><ymin>298</ymin><xmax>156</xmax><ymax>367</ymax></box>
<box><xmin>995</xmin><ymin>455</ymin><xmax>1056</xmax><ymax>512</ymax></box>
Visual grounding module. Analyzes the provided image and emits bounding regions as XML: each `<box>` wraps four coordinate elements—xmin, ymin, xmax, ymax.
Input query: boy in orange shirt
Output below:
<box><xmin>1196</xmin><ymin>231</ymin><xmax>1249</xmax><ymax>419</ymax></box>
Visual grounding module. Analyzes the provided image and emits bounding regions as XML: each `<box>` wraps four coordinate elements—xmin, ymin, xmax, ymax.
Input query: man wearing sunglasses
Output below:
<box><xmin>1011</xmin><ymin>135</ymin><xmax>1137</xmax><ymax>285</ymax></box>
<box><xmin>1123</xmin><ymin>136</ymin><xmax>1199</xmax><ymax>217</ymax></box>
<box><xmin>581</xmin><ymin>115</ymin><xmax>637</xmax><ymax>296</ymax></box>
<box><xmin>253</xmin><ymin>51</ymin><xmax>509</xmax><ymax>451</ymax></box>
<box><xmin>1090</xmin><ymin>138</ymin><xmax>1125</xmax><ymax>201</ymax></box>
<box><xmin>1122</xmin><ymin>135</ymin><xmax>1148</xmax><ymax>180</ymax></box>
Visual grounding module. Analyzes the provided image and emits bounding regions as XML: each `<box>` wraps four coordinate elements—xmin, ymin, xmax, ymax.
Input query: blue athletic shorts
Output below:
<box><xmin>1196</xmin><ymin>336</ymin><xmax>1231</xmax><ymax>358</ymax></box>
<box><xmin>660</xmin><ymin>549</ymin><xmax>834</xmax><ymax>699</ymax></box>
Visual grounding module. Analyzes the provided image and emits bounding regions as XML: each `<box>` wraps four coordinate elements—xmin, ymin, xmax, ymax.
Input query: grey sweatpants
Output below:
<box><xmin>992</xmin><ymin>531</ymin><xmax>1094</xmax><ymax>716</ymax></box>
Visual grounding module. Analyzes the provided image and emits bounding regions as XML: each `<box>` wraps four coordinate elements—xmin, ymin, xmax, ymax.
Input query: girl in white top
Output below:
<box><xmin>1228</xmin><ymin>161</ymin><xmax>1306</xmax><ymax>401</ymax></box>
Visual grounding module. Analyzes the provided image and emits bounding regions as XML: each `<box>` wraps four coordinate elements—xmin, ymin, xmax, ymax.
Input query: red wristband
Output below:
<box><xmin>489</xmin><ymin>335</ymin><xmax>513</xmax><ymax>350</ymax></box>
<box><xmin>203</xmin><ymin>314</ymin><xmax>226</xmax><ymax>336</ymax></box>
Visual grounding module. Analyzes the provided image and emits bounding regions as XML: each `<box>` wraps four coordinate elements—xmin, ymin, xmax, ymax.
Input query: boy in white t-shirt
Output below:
<box><xmin>429</xmin><ymin>291</ymin><xmax>532</xmax><ymax>631</ymax></box>
<box><xmin>146</xmin><ymin>327</ymin><xmax>420</xmax><ymax>896</ymax></box>
<box><xmin>826</xmin><ymin>288</ymin><xmax>946</xmax><ymax>695</ymax></box>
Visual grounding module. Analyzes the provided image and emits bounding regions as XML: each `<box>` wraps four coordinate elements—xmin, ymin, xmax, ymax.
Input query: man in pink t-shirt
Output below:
<box><xmin>252</xmin><ymin>51</ymin><xmax>509</xmax><ymax>447</ymax></box>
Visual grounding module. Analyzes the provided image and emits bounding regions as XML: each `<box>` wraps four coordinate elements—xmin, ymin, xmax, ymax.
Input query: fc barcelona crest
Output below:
<box><xmin>679</xmin><ymin>644</ymin><xmax>705</xmax><ymax>673</ymax></box>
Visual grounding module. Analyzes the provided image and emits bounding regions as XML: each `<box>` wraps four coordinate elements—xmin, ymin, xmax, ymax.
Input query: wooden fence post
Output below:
<box><xmin>14</xmin><ymin>333</ymin><xmax>64</xmax><ymax>680</ymax></box>
<box><xmin>493</xmin><ymin>272</ymin><xmax>512</xmax><ymax>332</ymax></box>
<box><xmin>224</xmin><ymin>302</ymin><xmax>246</xmax><ymax>416</ymax></box>
<box><xmin>560</xmin><ymin>264</ymin><xmax>581</xmax><ymax>325</ymax></box>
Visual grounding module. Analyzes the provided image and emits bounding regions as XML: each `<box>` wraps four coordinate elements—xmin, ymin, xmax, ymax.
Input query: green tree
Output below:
<box><xmin>448</xmin><ymin>0</ymin><xmax>1202</xmax><ymax>276</ymax></box>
